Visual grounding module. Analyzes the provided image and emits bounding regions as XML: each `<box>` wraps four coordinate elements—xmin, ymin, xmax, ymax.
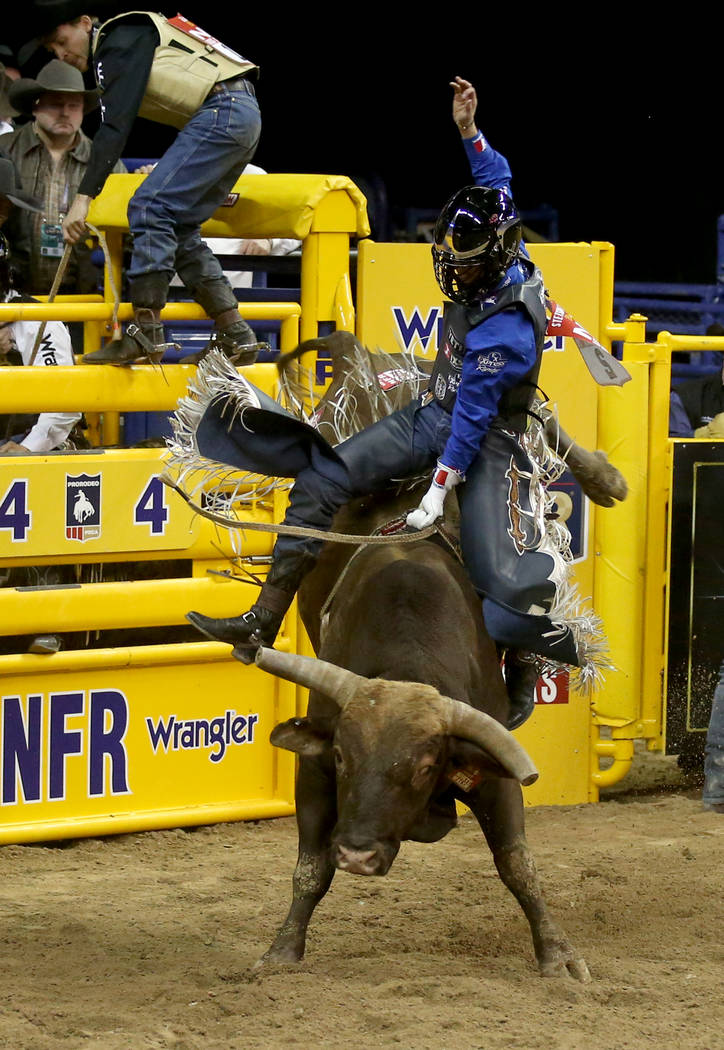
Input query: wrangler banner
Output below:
<box><xmin>0</xmin><ymin>646</ymin><xmax>297</xmax><ymax>843</ymax></box>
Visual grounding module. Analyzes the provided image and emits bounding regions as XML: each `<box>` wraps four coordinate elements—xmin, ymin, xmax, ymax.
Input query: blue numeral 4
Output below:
<box><xmin>0</xmin><ymin>480</ymin><xmax>31</xmax><ymax>541</ymax></box>
<box><xmin>134</xmin><ymin>476</ymin><xmax>169</xmax><ymax>535</ymax></box>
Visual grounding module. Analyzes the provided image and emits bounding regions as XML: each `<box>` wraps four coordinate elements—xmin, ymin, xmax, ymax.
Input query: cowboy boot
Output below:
<box><xmin>503</xmin><ymin>650</ymin><xmax>545</xmax><ymax>731</ymax></box>
<box><xmin>82</xmin><ymin>307</ymin><xmax>169</xmax><ymax>365</ymax></box>
<box><xmin>189</xmin><ymin>279</ymin><xmax>267</xmax><ymax>365</ymax></box>
<box><xmin>206</xmin><ymin>310</ymin><xmax>266</xmax><ymax>365</ymax></box>
<box><xmin>186</xmin><ymin>551</ymin><xmax>316</xmax><ymax>661</ymax></box>
<box><xmin>83</xmin><ymin>273</ymin><xmax>175</xmax><ymax>365</ymax></box>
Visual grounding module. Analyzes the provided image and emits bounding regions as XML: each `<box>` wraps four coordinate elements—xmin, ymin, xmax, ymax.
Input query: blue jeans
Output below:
<box><xmin>127</xmin><ymin>79</ymin><xmax>261</xmax><ymax>288</ymax></box>
<box><xmin>274</xmin><ymin>399</ymin><xmax>451</xmax><ymax>559</ymax></box>
<box><xmin>703</xmin><ymin>659</ymin><xmax>724</xmax><ymax>806</ymax></box>
<box><xmin>267</xmin><ymin>398</ymin><xmax>578</xmax><ymax>663</ymax></box>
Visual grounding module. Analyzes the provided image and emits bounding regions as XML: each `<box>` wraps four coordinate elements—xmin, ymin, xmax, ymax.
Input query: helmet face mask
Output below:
<box><xmin>433</xmin><ymin>255</ymin><xmax>502</xmax><ymax>306</ymax></box>
<box><xmin>432</xmin><ymin>186</ymin><xmax>522</xmax><ymax>305</ymax></box>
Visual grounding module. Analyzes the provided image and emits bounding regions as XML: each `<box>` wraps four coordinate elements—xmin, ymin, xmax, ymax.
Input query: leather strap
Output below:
<box><xmin>257</xmin><ymin>581</ymin><xmax>294</xmax><ymax>615</ymax></box>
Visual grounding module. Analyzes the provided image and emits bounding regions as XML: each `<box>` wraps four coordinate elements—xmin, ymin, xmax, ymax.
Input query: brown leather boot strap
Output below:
<box><xmin>258</xmin><ymin>582</ymin><xmax>293</xmax><ymax>616</ymax></box>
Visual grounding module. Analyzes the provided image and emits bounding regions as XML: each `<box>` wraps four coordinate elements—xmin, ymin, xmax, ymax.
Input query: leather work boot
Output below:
<box><xmin>83</xmin><ymin>308</ymin><xmax>172</xmax><ymax>365</ymax></box>
<box><xmin>184</xmin><ymin>323</ymin><xmax>269</xmax><ymax>367</ymax></box>
<box><xmin>187</xmin><ymin>282</ymin><xmax>266</xmax><ymax>365</ymax></box>
<box><xmin>186</xmin><ymin>552</ymin><xmax>316</xmax><ymax>663</ymax></box>
<box><xmin>503</xmin><ymin>650</ymin><xmax>545</xmax><ymax>730</ymax></box>
<box><xmin>205</xmin><ymin>312</ymin><xmax>266</xmax><ymax>366</ymax></box>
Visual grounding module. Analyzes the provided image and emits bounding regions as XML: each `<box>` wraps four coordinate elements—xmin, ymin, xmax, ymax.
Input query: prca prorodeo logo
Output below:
<box><xmin>66</xmin><ymin>473</ymin><xmax>101</xmax><ymax>541</ymax></box>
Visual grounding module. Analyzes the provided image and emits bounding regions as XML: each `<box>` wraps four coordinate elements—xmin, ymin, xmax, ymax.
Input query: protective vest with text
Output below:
<box><xmin>428</xmin><ymin>263</ymin><xmax>547</xmax><ymax>423</ymax></box>
<box><xmin>94</xmin><ymin>11</ymin><xmax>257</xmax><ymax>130</ymax></box>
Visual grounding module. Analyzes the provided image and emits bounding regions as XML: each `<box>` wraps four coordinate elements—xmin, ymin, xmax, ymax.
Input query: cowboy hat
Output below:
<box><xmin>17</xmin><ymin>0</ymin><xmax>125</xmax><ymax>66</ymax></box>
<box><xmin>0</xmin><ymin>157</ymin><xmax>42</xmax><ymax>212</ymax></box>
<box><xmin>9</xmin><ymin>59</ymin><xmax>99</xmax><ymax>114</ymax></box>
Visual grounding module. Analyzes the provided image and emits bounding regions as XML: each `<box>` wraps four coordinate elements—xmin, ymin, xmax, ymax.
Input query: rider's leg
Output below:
<box><xmin>186</xmin><ymin>457</ymin><xmax>352</xmax><ymax>657</ymax></box>
<box><xmin>456</xmin><ymin>426</ymin><xmax>584</xmax><ymax>729</ymax></box>
<box><xmin>82</xmin><ymin>273</ymin><xmax>170</xmax><ymax>365</ymax></box>
<box><xmin>483</xmin><ymin>596</ymin><xmax>582</xmax><ymax>730</ymax></box>
<box><xmin>187</xmin><ymin>399</ymin><xmax>446</xmax><ymax>654</ymax></box>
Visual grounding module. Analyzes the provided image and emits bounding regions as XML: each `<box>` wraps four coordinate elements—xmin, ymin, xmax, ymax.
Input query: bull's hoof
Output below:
<box><xmin>538</xmin><ymin>942</ymin><xmax>591</xmax><ymax>982</ymax></box>
<box><xmin>252</xmin><ymin>945</ymin><xmax>304</xmax><ymax>974</ymax></box>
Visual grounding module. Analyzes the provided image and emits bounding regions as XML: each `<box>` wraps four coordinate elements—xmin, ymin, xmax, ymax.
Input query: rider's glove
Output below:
<box><xmin>406</xmin><ymin>461</ymin><xmax>464</xmax><ymax>530</ymax></box>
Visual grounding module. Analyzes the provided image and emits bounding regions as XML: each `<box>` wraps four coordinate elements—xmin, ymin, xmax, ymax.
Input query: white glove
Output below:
<box><xmin>406</xmin><ymin>461</ymin><xmax>464</xmax><ymax>530</ymax></box>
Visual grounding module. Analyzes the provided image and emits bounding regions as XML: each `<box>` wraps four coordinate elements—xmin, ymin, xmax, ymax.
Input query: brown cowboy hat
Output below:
<box><xmin>0</xmin><ymin>157</ymin><xmax>42</xmax><ymax>212</ymax></box>
<box><xmin>9</xmin><ymin>59</ymin><xmax>99</xmax><ymax>114</ymax></box>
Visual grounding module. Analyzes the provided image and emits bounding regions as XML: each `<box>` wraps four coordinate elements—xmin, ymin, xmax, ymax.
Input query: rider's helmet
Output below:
<box><xmin>432</xmin><ymin>185</ymin><xmax>522</xmax><ymax>305</ymax></box>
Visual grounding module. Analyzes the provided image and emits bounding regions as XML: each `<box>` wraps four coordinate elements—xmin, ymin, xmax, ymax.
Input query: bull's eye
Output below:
<box><xmin>333</xmin><ymin>746</ymin><xmax>346</xmax><ymax>774</ymax></box>
<box><xmin>412</xmin><ymin>760</ymin><xmax>440</xmax><ymax>789</ymax></box>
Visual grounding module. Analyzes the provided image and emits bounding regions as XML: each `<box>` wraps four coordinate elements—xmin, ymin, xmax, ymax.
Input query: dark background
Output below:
<box><xmin>11</xmin><ymin>10</ymin><xmax>721</xmax><ymax>284</ymax></box>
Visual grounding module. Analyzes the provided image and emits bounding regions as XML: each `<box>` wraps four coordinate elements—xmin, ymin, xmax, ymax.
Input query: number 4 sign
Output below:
<box><xmin>0</xmin><ymin>479</ymin><xmax>31</xmax><ymax>541</ymax></box>
<box><xmin>134</xmin><ymin>476</ymin><xmax>169</xmax><ymax>536</ymax></box>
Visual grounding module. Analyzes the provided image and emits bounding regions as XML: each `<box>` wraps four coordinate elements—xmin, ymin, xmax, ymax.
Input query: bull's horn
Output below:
<box><xmin>254</xmin><ymin>647</ymin><xmax>364</xmax><ymax>708</ymax></box>
<box><xmin>438</xmin><ymin>696</ymin><xmax>539</xmax><ymax>786</ymax></box>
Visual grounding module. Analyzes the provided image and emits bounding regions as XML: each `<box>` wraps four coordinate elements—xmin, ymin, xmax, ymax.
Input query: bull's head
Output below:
<box><xmin>255</xmin><ymin>648</ymin><xmax>538</xmax><ymax>877</ymax></box>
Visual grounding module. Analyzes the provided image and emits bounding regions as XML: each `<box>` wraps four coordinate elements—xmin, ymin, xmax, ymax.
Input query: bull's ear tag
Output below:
<box><xmin>447</xmin><ymin>767</ymin><xmax>483</xmax><ymax>793</ymax></box>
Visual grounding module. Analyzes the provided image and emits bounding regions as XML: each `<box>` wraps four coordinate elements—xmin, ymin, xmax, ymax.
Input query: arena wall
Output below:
<box><xmin>1</xmin><ymin>172</ymin><xmax>717</xmax><ymax>841</ymax></box>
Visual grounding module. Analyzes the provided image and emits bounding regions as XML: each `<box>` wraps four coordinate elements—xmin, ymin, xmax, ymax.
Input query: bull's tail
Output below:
<box><xmin>276</xmin><ymin>331</ymin><xmax>363</xmax><ymax>378</ymax></box>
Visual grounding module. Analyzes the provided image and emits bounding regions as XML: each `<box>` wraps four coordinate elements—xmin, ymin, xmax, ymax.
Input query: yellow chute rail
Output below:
<box><xmin>0</xmin><ymin>168</ymin><xmax>717</xmax><ymax>842</ymax></box>
<box><xmin>0</xmin><ymin>173</ymin><xmax>367</xmax><ymax>843</ymax></box>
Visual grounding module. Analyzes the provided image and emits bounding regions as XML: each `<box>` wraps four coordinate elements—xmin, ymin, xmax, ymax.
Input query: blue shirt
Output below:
<box><xmin>439</xmin><ymin>134</ymin><xmax>537</xmax><ymax>474</ymax></box>
<box><xmin>463</xmin><ymin>132</ymin><xmax>513</xmax><ymax>197</ymax></box>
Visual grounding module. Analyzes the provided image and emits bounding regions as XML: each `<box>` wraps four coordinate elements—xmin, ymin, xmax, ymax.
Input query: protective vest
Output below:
<box><xmin>428</xmin><ymin>263</ymin><xmax>547</xmax><ymax>423</ymax></box>
<box><xmin>94</xmin><ymin>12</ymin><xmax>257</xmax><ymax>130</ymax></box>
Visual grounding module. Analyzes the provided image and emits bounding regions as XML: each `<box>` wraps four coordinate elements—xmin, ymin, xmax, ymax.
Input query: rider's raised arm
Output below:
<box><xmin>450</xmin><ymin>75</ymin><xmax>513</xmax><ymax>196</ymax></box>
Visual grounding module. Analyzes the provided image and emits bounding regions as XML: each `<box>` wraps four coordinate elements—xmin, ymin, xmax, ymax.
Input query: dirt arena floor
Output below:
<box><xmin>0</xmin><ymin>750</ymin><xmax>722</xmax><ymax>1050</ymax></box>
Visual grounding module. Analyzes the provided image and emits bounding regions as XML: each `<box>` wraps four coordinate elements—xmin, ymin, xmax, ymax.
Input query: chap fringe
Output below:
<box><xmin>521</xmin><ymin>403</ymin><xmax>613</xmax><ymax>691</ymax></box>
<box><xmin>163</xmin><ymin>348</ymin><xmax>291</xmax><ymax>555</ymax></box>
<box><xmin>166</xmin><ymin>349</ymin><xmax>612</xmax><ymax>687</ymax></box>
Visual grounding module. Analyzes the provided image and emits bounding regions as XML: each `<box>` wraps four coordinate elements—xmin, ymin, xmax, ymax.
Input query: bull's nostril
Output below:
<box><xmin>335</xmin><ymin>845</ymin><xmax>380</xmax><ymax>873</ymax></box>
<box><xmin>337</xmin><ymin>846</ymin><xmax>376</xmax><ymax>865</ymax></box>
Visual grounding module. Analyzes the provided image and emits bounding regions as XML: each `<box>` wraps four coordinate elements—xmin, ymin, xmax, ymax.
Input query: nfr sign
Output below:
<box><xmin>1</xmin><ymin>689</ymin><xmax>130</xmax><ymax>805</ymax></box>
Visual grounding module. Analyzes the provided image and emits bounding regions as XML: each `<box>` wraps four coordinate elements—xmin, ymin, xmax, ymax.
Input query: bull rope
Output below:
<box><xmin>161</xmin><ymin>474</ymin><xmax>438</xmax><ymax>545</ymax></box>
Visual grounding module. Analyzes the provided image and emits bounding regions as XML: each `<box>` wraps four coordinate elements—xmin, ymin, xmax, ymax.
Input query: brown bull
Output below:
<box><xmin>252</xmin><ymin>485</ymin><xmax>590</xmax><ymax>980</ymax></box>
<box><xmin>247</xmin><ymin>331</ymin><xmax>625</xmax><ymax>977</ymax></box>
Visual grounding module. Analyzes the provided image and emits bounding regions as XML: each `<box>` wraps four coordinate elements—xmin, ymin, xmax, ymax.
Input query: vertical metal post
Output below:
<box><xmin>593</xmin><ymin>319</ymin><xmax>650</xmax><ymax>727</ymax></box>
